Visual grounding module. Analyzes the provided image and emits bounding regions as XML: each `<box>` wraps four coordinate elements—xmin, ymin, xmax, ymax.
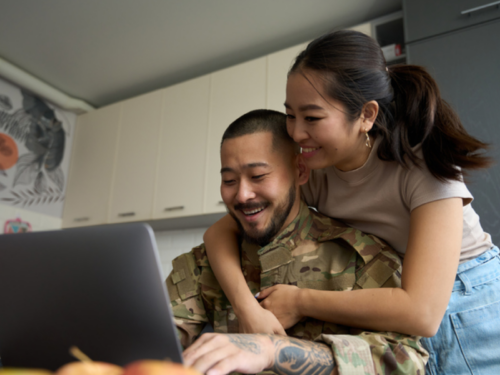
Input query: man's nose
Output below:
<box><xmin>235</xmin><ymin>180</ymin><xmax>256</xmax><ymax>203</ymax></box>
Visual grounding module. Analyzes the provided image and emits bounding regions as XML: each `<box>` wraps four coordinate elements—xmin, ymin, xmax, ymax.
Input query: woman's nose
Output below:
<box><xmin>287</xmin><ymin>121</ymin><xmax>308</xmax><ymax>143</ymax></box>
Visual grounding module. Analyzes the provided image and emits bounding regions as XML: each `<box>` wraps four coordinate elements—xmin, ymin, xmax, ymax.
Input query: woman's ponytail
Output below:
<box><xmin>381</xmin><ymin>64</ymin><xmax>491</xmax><ymax>181</ymax></box>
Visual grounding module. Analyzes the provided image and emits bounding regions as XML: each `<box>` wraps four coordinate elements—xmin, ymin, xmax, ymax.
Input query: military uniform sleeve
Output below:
<box><xmin>318</xmin><ymin>331</ymin><xmax>428</xmax><ymax>375</ymax></box>
<box><xmin>165</xmin><ymin>250</ymin><xmax>209</xmax><ymax>349</ymax></box>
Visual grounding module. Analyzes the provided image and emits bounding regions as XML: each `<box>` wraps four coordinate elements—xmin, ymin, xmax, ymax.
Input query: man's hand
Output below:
<box><xmin>258</xmin><ymin>285</ymin><xmax>303</xmax><ymax>329</ymax></box>
<box><xmin>237</xmin><ymin>303</ymin><xmax>287</xmax><ymax>335</ymax></box>
<box><xmin>183</xmin><ymin>333</ymin><xmax>337</xmax><ymax>375</ymax></box>
<box><xmin>183</xmin><ymin>333</ymin><xmax>274</xmax><ymax>375</ymax></box>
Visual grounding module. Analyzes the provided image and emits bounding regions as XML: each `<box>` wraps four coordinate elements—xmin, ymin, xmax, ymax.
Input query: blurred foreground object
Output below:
<box><xmin>0</xmin><ymin>369</ymin><xmax>51</xmax><ymax>375</ymax></box>
<box><xmin>123</xmin><ymin>360</ymin><xmax>201</xmax><ymax>375</ymax></box>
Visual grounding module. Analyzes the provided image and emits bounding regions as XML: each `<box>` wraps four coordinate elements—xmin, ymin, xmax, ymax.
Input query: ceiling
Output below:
<box><xmin>0</xmin><ymin>0</ymin><xmax>401</xmax><ymax>108</ymax></box>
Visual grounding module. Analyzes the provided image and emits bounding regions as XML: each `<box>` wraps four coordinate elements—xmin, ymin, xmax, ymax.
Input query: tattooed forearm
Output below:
<box><xmin>228</xmin><ymin>334</ymin><xmax>262</xmax><ymax>354</ymax></box>
<box><xmin>270</xmin><ymin>336</ymin><xmax>335</xmax><ymax>375</ymax></box>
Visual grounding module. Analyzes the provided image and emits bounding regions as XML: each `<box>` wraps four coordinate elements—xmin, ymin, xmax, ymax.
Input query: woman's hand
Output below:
<box><xmin>237</xmin><ymin>302</ymin><xmax>287</xmax><ymax>335</ymax></box>
<box><xmin>258</xmin><ymin>285</ymin><xmax>303</xmax><ymax>329</ymax></box>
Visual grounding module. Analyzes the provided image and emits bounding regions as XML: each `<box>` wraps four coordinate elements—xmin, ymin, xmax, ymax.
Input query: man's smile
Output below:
<box><xmin>233</xmin><ymin>202</ymin><xmax>270</xmax><ymax>224</ymax></box>
<box><xmin>242</xmin><ymin>207</ymin><xmax>265</xmax><ymax>216</ymax></box>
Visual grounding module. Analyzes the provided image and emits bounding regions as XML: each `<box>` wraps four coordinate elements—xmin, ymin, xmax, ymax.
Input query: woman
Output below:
<box><xmin>204</xmin><ymin>30</ymin><xmax>500</xmax><ymax>374</ymax></box>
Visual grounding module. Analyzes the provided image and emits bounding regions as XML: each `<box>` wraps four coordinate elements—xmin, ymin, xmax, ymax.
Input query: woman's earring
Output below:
<box><xmin>365</xmin><ymin>132</ymin><xmax>371</xmax><ymax>149</ymax></box>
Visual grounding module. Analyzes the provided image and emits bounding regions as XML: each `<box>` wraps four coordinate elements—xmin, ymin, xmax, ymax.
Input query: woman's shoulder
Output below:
<box><xmin>395</xmin><ymin>148</ymin><xmax>474</xmax><ymax>210</ymax></box>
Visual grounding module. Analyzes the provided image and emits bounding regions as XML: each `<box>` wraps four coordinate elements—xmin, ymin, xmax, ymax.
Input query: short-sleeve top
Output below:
<box><xmin>301</xmin><ymin>137</ymin><xmax>493</xmax><ymax>262</ymax></box>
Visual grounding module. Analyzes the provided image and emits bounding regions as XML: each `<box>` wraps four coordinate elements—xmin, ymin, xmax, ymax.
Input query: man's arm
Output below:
<box><xmin>166</xmin><ymin>251</ymin><xmax>209</xmax><ymax>348</ymax></box>
<box><xmin>183</xmin><ymin>333</ymin><xmax>337</xmax><ymax>375</ymax></box>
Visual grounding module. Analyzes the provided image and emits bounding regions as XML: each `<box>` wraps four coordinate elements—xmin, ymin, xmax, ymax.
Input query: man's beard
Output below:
<box><xmin>228</xmin><ymin>184</ymin><xmax>296</xmax><ymax>247</ymax></box>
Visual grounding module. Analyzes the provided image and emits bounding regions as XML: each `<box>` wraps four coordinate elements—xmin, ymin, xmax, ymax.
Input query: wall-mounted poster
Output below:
<box><xmin>0</xmin><ymin>77</ymin><xmax>76</xmax><ymax>218</ymax></box>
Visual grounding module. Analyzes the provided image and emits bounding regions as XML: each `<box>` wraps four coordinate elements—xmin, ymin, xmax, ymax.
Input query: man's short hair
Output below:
<box><xmin>221</xmin><ymin>109</ymin><xmax>298</xmax><ymax>154</ymax></box>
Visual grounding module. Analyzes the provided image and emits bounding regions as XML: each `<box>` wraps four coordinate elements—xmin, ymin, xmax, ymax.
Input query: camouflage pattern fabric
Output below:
<box><xmin>166</xmin><ymin>202</ymin><xmax>428</xmax><ymax>374</ymax></box>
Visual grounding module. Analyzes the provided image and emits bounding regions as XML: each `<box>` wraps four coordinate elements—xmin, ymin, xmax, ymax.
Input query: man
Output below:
<box><xmin>166</xmin><ymin>110</ymin><xmax>427</xmax><ymax>375</ymax></box>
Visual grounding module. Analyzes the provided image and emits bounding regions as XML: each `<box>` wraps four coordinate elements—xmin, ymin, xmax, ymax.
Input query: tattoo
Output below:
<box><xmin>270</xmin><ymin>336</ymin><xmax>335</xmax><ymax>375</ymax></box>
<box><xmin>228</xmin><ymin>334</ymin><xmax>262</xmax><ymax>354</ymax></box>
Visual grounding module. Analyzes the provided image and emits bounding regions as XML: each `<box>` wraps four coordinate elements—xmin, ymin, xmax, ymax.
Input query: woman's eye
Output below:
<box><xmin>305</xmin><ymin>116</ymin><xmax>319</xmax><ymax>122</ymax></box>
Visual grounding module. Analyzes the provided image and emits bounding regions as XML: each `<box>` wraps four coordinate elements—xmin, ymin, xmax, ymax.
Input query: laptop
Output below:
<box><xmin>0</xmin><ymin>223</ymin><xmax>183</xmax><ymax>370</ymax></box>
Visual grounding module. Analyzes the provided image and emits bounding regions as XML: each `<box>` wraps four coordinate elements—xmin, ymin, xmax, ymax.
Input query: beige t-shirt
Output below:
<box><xmin>301</xmin><ymin>138</ymin><xmax>492</xmax><ymax>262</ymax></box>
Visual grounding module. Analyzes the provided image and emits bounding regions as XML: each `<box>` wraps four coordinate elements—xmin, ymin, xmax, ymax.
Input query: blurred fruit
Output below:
<box><xmin>56</xmin><ymin>362</ymin><xmax>123</xmax><ymax>375</ymax></box>
<box><xmin>0</xmin><ymin>369</ymin><xmax>52</xmax><ymax>375</ymax></box>
<box><xmin>123</xmin><ymin>360</ymin><xmax>200</xmax><ymax>375</ymax></box>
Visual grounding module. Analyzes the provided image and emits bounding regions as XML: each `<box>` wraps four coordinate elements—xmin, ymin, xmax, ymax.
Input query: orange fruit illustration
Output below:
<box><xmin>0</xmin><ymin>133</ymin><xmax>18</xmax><ymax>170</ymax></box>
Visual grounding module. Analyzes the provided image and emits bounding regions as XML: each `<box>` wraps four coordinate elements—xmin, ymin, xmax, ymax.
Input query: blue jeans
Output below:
<box><xmin>422</xmin><ymin>247</ymin><xmax>500</xmax><ymax>374</ymax></box>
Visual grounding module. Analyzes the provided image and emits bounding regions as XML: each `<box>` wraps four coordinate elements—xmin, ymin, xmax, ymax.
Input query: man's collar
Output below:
<box><xmin>256</xmin><ymin>201</ymin><xmax>312</xmax><ymax>256</ymax></box>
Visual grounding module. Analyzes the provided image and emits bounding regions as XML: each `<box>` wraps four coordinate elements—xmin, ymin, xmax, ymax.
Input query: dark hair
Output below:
<box><xmin>290</xmin><ymin>30</ymin><xmax>491</xmax><ymax>181</ymax></box>
<box><xmin>221</xmin><ymin>109</ymin><xmax>298</xmax><ymax>153</ymax></box>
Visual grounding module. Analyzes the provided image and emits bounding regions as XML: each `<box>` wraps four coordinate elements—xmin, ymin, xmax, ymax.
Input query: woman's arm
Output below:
<box><xmin>259</xmin><ymin>197</ymin><xmax>463</xmax><ymax>337</ymax></box>
<box><xmin>204</xmin><ymin>214</ymin><xmax>286</xmax><ymax>335</ymax></box>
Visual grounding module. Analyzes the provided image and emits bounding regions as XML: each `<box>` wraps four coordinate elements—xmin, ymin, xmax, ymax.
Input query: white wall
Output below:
<box><xmin>0</xmin><ymin>203</ymin><xmax>62</xmax><ymax>233</ymax></box>
<box><xmin>154</xmin><ymin>226</ymin><xmax>207</xmax><ymax>280</ymax></box>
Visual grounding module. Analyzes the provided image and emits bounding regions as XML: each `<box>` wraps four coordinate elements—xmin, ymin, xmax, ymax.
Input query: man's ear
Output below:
<box><xmin>296</xmin><ymin>154</ymin><xmax>309</xmax><ymax>186</ymax></box>
<box><xmin>360</xmin><ymin>100</ymin><xmax>379</xmax><ymax>132</ymax></box>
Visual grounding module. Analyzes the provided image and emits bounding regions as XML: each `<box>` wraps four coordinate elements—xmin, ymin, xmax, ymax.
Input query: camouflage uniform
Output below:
<box><xmin>166</xmin><ymin>202</ymin><xmax>428</xmax><ymax>374</ymax></box>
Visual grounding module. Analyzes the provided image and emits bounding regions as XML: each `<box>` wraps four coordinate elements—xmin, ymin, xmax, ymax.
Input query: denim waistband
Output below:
<box><xmin>453</xmin><ymin>246</ymin><xmax>500</xmax><ymax>293</ymax></box>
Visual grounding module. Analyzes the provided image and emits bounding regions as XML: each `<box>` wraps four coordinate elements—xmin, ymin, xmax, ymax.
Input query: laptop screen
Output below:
<box><xmin>0</xmin><ymin>223</ymin><xmax>183</xmax><ymax>370</ymax></box>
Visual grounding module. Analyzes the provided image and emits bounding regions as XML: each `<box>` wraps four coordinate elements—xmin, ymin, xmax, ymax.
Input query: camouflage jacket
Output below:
<box><xmin>166</xmin><ymin>202</ymin><xmax>428</xmax><ymax>375</ymax></box>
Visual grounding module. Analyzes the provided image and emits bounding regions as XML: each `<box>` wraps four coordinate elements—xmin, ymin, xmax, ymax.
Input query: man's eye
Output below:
<box><xmin>252</xmin><ymin>174</ymin><xmax>265</xmax><ymax>180</ymax></box>
<box><xmin>286</xmin><ymin>114</ymin><xmax>295</xmax><ymax>120</ymax></box>
<box><xmin>223</xmin><ymin>179</ymin><xmax>235</xmax><ymax>185</ymax></box>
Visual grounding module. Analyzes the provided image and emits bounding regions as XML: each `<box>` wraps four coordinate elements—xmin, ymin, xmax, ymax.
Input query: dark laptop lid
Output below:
<box><xmin>0</xmin><ymin>223</ymin><xmax>183</xmax><ymax>370</ymax></box>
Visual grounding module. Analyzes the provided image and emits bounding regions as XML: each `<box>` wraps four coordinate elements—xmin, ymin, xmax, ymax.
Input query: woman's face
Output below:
<box><xmin>285</xmin><ymin>70</ymin><xmax>371</xmax><ymax>171</ymax></box>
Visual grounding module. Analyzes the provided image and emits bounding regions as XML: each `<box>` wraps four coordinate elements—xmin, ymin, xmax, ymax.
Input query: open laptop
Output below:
<box><xmin>0</xmin><ymin>223</ymin><xmax>183</xmax><ymax>370</ymax></box>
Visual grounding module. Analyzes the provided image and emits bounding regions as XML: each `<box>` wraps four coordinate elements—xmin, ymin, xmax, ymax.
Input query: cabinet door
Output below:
<box><xmin>408</xmin><ymin>20</ymin><xmax>500</xmax><ymax>243</ymax></box>
<box><xmin>204</xmin><ymin>57</ymin><xmax>267</xmax><ymax>214</ymax></box>
<box><xmin>109</xmin><ymin>90</ymin><xmax>162</xmax><ymax>223</ymax></box>
<box><xmin>404</xmin><ymin>0</ymin><xmax>500</xmax><ymax>43</ymax></box>
<box><xmin>153</xmin><ymin>75</ymin><xmax>210</xmax><ymax>219</ymax></box>
<box><xmin>62</xmin><ymin>103</ymin><xmax>121</xmax><ymax>227</ymax></box>
<box><xmin>267</xmin><ymin>42</ymin><xmax>308</xmax><ymax>112</ymax></box>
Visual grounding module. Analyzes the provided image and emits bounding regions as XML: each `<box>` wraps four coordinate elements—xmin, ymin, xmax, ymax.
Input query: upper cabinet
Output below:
<box><xmin>62</xmin><ymin>102</ymin><xmax>121</xmax><ymax>228</ymax></box>
<box><xmin>204</xmin><ymin>57</ymin><xmax>267</xmax><ymax>214</ymax></box>
<box><xmin>404</xmin><ymin>0</ymin><xmax>500</xmax><ymax>43</ymax></box>
<box><xmin>108</xmin><ymin>90</ymin><xmax>163</xmax><ymax>223</ymax></box>
<box><xmin>267</xmin><ymin>43</ymin><xmax>308</xmax><ymax>112</ymax></box>
<box><xmin>153</xmin><ymin>75</ymin><xmax>210</xmax><ymax>220</ymax></box>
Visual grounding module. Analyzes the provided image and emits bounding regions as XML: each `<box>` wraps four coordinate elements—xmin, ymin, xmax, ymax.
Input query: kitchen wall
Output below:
<box><xmin>154</xmin><ymin>226</ymin><xmax>207</xmax><ymax>279</ymax></box>
<box><xmin>0</xmin><ymin>203</ymin><xmax>62</xmax><ymax>232</ymax></box>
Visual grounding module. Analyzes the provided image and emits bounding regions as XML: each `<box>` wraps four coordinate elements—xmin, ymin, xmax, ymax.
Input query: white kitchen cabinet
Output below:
<box><xmin>267</xmin><ymin>42</ymin><xmax>308</xmax><ymax>112</ymax></box>
<box><xmin>108</xmin><ymin>90</ymin><xmax>163</xmax><ymax>223</ymax></box>
<box><xmin>349</xmin><ymin>21</ymin><xmax>372</xmax><ymax>36</ymax></box>
<box><xmin>62</xmin><ymin>102</ymin><xmax>121</xmax><ymax>227</ymax></box>
<box><xmin>204</xmin><ymin>57</ymin><xmax>267</xmax><ymax>214</ymax></box>
<box><xmin>153</xmin><ymin>75</ymin><xmax>210</xmax><ymax>219</ymax></box>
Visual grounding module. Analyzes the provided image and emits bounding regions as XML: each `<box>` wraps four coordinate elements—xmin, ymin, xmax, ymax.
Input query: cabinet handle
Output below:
<box><xmin>218</xmin><ymin>201</ymin><xmax>225</xmax><ymax>205</ymax></box>
<box><xmin>74</xmin><ymin>217</ymin><xmax>90</xmax><ymax>222</ymax></box>
<box><xmin>164</xmin><ymin>206</ymin><xmax>185</xmax><ymax>211</ymax></box>
<box><xmin>461</xmin><ymin>1</ymin><xmax>500</xmax><ymax>15</ymax></box>
<box><xmin>118</xmin><ymin>212</ymin><xmax>135</xmax><ymax>217</ymax></box>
